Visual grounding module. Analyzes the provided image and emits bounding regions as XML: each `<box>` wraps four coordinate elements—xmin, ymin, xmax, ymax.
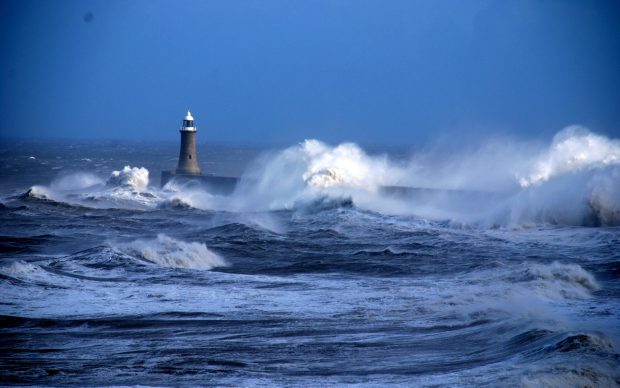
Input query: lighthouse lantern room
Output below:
<box><xmin>182</xmin><ymin>111</ymin><xmax>196</xmax><ymax>131</ymax></box>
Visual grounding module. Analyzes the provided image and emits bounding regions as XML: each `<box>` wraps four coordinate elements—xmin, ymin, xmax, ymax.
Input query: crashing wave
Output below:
<box><xmin>234</xmin><ymin>129</ymin><xmax>620</xmax><ymax>226</ymax></box>
<box><xmin>112</xmin><ymin>234</ymin><xmax>227</xmax><ymax>270</ymax></box>
<box><xmin>517</xmin><ymin>261</ymin><xmax>599</xmax><ymax>300</ymax></box>
<box><xmin>491</xmin><ymin>165</ymin><xmax>620</xmax><ymax>227</ymax></box>
<box><xmin>107</xmin><ymin>166</ymin><xmax>149</xmax><ymax>192</ymax></box>
<box><xmin>15</xmin><ymin>167</ymin><xmax>157</xmax><ymax>210</ymax></box>
<box><xmin>232</xmin><ymin>139</ymin><xmax>402</xmax><ymax>211</ymax></box>
<box><xmin>304</xmin><ymin>167</ymin><xmax>349</xmax><ymax>188</ymax></box>
<box><xmin>518</xmin><ymin>126</ymin><xmax>620</xmax><ymax>187</ymax></box>
<box><xmin>22</xmin><ymin>185</ymin><xmax>53</xmax><ymax>201</ymax></box>
<box><xmin>299</xmin><ymin>140</ymin><xmax>400</xmax><ymax>189</ymax></box>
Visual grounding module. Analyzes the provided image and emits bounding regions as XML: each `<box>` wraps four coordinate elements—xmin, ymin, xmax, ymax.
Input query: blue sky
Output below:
<box><xmin>1</xmin><ymin>0</ymin><xmax>619</xmax><ymax>145</ymax></box>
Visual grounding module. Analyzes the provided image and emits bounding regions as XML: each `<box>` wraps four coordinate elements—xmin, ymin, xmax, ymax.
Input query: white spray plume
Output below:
<box><xmin>300</xmin><ymin>140</ymin><xmax>401</xmax><ymax>189</ymax></box>
<box><xmin>518</xmin><ymin>126</ymin><xmax>620</xmax><ymax>187</ymax></box>
<box><xmin>230</xmin><ymin>127</ymin><xmax>620</xmax><ymax>226</ymax></box>
<box><xmin>232</xmin><ymin>139</ymin><xmax>403</xmax><ymax>211</ymax></box>
<box><xmin>22</xmin><ymin>166</ymin><xmax>156</xmax><ymax>210</ymax></box>
<box><xmin>50</xmin><ymin>172</ymin><xmax>104</xmax><ymax>191</ymax></box>
<box><xmin>107</xmin><ymin>166</ymin><xmax>149</xmax><ymax>192</ymax></box>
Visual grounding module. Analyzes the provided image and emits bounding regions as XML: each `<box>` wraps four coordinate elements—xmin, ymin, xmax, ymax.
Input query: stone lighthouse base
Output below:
<box><xmin>161</xmin><ymin>171</ymin><xmax>240</xmax><ymax>195</ymax></box>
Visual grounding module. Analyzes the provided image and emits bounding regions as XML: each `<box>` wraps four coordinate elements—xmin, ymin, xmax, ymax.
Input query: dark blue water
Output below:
<box><xmin>1</xmin><ymin>138</ymin><xmax>619</xmax><ymax>386</ymax></box>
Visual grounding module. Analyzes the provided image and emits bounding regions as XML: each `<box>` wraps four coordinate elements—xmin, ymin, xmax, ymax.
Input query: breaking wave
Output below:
<box><xmin>107</xmin><ymin>166</ymin><xmax>150</xmax><ymax>192</ymax></box>
<box><xmin>112</xmin><ymin>234</ymin><xmax>227</xmax><ymax>270</ymax></box>
<box><xmin>489</xmin><ymin>165</ymin><xmax>620</xmax><ymax>227</ymax></box>
<box><xmin>18</xmin><ymin>165</ymin><xmax>157</xmax><ymax>209</ymax></box>
<box><xmin>21</xmin><ymin>185</ymin><xmax>55</xmax><ymax>201</ymax></box>
<box><xmin>518</xmin><ymin>126</ymin><xmax>620</xmax><ymax>187</ymax></box>
<box><xmin>229</xmin><ymin>139</ymin><xmax>401</xmax><ymax>211</ymax></box>
<box><xmin>228</xmin><ymin>126</ymin><xmax>620</xmax><ymax>226</ymax></box>
<box><xmin>299</xmin><ymin>140</ymin><xmax>400</xmax><ymax>189</ymax></box>
<box><xmin>11</xmin><ymin>126</ymin><xmax>620</xmax><ymax>226</ymax></box>
<box><xmin>1</xmin><ymin>260</ymin><xmax>43</xmax><ymax>277</ymax></box>
<box><xmin>429</xmin><ymin>261</ymin><xmax>602</xmax><ymax>324</ymax></box>
<box><xmin>515</xmin><ymin>261</ymin><xmax>600</xmax><ymax>300</ymax></box>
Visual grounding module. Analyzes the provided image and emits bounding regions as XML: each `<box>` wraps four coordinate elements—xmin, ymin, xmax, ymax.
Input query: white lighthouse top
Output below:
<box><xmin>181</xmin><ymin>110</ymin><xmax>196</xmax><ymax>132</ymax></box>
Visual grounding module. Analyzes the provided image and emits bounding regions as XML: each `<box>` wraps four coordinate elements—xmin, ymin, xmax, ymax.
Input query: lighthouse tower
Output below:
<box><xmin>161</xmin><ymin>110</ymin><xmax>238</xmax><ymax>192</ymax></box>
<box><xmin>176</xmin><ymin>110</ymin><xmax>201</xmax><ymax>175</ymax></box>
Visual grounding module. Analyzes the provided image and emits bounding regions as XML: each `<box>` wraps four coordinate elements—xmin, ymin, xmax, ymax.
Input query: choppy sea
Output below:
<box><xmin>1</xmin><ymin>129</ymin><xmax>619</xmax><ymax>386</ymax></box>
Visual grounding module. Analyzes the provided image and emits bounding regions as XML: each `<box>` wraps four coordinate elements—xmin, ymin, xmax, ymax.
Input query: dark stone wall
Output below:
<box><xmin>160</xmin><ymin>171</ymin><xmax>239</xmax><ymax>194</ymax></box>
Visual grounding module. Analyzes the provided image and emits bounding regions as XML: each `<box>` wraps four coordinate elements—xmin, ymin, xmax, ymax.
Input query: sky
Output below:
<box><xmin>1</xmin><ymin>0</ymin><xmax>619</xmax><ymax>145</ymax></box>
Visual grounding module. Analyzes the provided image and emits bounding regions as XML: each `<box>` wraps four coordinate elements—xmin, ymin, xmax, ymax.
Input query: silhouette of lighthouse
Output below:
<box><xmin>176</xmin><ymin>110</ymin><xmax>201</xmax><ymax>175</ymax></box>
<box><xmin>161</xmin><ymin>110</ymin><xmax>239</xmax><ymax>192</ymax></box>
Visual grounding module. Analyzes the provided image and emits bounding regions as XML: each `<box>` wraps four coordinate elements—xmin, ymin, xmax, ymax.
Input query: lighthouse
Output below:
<box><xmin>161</xmin><ymin>110</ymin><xmax>239</xmax><ymax>193</ymax></box>
<box><xmin>176</xmin><ymin>110</ymin><xmax>201</xmax><ymax>175</ymax></box>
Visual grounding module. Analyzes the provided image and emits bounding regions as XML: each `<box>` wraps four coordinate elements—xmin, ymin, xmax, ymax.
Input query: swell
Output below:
<box><xmin>2</xmin><ymin>312</ymin><xmax>615</xmax><ymax>383</ymax></box>
<box><xmin>0</xmin><ymin>234</ymin><xmax>56</xmax><ymax>254</ymax></box>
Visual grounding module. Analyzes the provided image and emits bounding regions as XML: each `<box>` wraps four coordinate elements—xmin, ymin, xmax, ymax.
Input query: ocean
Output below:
<box><xmin>1</xmin><ymin>128</ymin><xmax>619</xmax><ymax>387</ymax></box>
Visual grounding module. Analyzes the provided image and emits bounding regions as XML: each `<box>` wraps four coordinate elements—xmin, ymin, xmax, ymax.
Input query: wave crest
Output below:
<box><xmin>22</xmin><ymin>185</ymin><xmax>53</xmax><ymax>201</ymax></box>
<box><xmin>112</xmin><ymin>234</ymin><xmax>227</xmax><ymax>270</ymax></box>
<box><xmin>519</xmin><ymin>126</ymin><xmax>620</xmax><ymax>187</ymax></box>
<box><xmin>519</xmin><ymin>261</ymin><xmax>599</xmax><ymax>299</ymax></box>
<box><xmin>107</xmin><ymin>166</ymin><xmax>149</xmax><ymax>192</ymax></box>
<box><xmin>299</xmin><ymin>140</ymin><xmax>400</xmax><ymax>189</ymax></box>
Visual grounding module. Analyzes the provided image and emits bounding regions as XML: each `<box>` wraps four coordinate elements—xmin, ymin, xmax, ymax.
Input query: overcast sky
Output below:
<box><xmin>1</xmin><ymin>0</ymin><xmax>619</xmax><ymax>145</ymax></box>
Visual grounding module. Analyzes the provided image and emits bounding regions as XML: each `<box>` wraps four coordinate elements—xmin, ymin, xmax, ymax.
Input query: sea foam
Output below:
<box><xmin>107</xmin><ymin>166</ymin><xmax>150</xmax><ymax>192</ymax></box>
<box><xmin>518</xmin><ymin>126</ymin><xmax>620</xmax><ymax>187</ymax></box>
<box><xmin>113</xmin><ymin>234</ymin><xmax>227</xmax><ymax>270</ymax></box>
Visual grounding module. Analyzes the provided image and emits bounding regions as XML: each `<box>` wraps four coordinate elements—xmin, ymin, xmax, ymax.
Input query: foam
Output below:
<box><xmin>23</xmin><ymin>185</ymin><xmax>54</xmax><ymax>201</ymax></box>
<box><xmin>0</xmin><ymin>260</ymin><xmax>58</xmax><ymax>285</ymax></box>
<box><xmin>18</xmin><ymin>166</ymin><xmax>159</xmax><ymax>210</ymax></box>
<box><xmin>522</xmin><ymin>366</ymin><xmax>619</xmax><ymax>388</ymax></box>
<box><xmin>489</xmin><ymin>165</ymin><xmax>620</xmax><ymax>227</ymax></box>
<box><xmin>520</xmin><ymin>261</ymin><xmax>600</xmax><ymax>299</ymax></box>
<box><xmin>299</xmin><ymin>140</ymin><xmax>401</xmax><ymax>189</ymax></box>
<box><xmin>231</xmin><ymin>139</ymin><xmax>402</xmax><ymax>211</ymax></box>
<box><xmin>113</xmin><ymin>234</ymin><xmax>227</xmax><ymax>270</ymax></box>
<box><xmin>519</xmin><ymin>126</ymin><xmax>620</xmax><ymax>187</ymax></box>
<box><xmin>226</xmin><ymin>128</ymin><xmax>620</xmax><ymax>226</ymax></box>
<box><xmin>416</xmin><ymin>260</ymin><xmax>603</xmax><ymax>332</ymax></box>
<box><xmin>107</xmin><ymin>166</ymin><xmax>149</xmax><ymax>192</ymax></box>
<box><xmin>1</xmin><ymin>260</ymin><xmax>42</xmax><ymax>275</ymax></box>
